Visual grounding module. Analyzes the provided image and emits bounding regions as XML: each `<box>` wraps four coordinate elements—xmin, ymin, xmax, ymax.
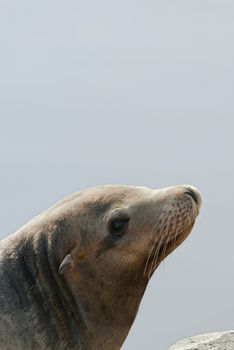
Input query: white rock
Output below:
<box><xmin>169</xmin><ymin>330</ymin><xmax>234</xmax><ymax>350</ymax></box>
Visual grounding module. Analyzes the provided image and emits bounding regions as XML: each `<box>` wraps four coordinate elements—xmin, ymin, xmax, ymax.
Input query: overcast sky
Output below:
<box><xmin>0</xmin><ymin>1</ymin><xmax>234</xmax><ymax>349</ymax></box>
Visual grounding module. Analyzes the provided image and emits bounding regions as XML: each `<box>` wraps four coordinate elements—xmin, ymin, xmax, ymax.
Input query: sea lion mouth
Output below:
<box><xmin>143</xmin><ymin>222</ymin><xmax>195</xmax><ymax>279</ymax></box>
<box><xmin>157</xmin><ymin>224</ymin><xmax>194</xmax><ymax>260</ymax></box>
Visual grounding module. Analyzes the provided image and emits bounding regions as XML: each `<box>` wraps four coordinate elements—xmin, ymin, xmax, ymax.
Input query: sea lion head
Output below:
<box><xmin>53</xmin><ymin>184</ymin><xmax>201</xmax><ymax>349</ymax></box>
<box><xmin>58</xmin><ymin>184</ymin><xmax>201</xmax><ymax>279</ymax></box>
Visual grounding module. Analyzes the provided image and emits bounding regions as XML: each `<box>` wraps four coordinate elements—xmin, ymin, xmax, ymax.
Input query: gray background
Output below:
<box><xmin>0</xmin><ymin>1</ymin><xmax>233</xmax><ymax>349</ymax></box>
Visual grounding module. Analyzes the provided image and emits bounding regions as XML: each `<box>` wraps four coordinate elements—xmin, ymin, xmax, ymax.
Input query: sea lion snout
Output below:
<box><xmin>153</xmin><ymin>184</ymin><xmax>202</xmax><ymax>212</ymax></box>
<box><xmin>140</xmin><ymin>185</ymin><xmax>202</xmax><ymax>277</ymax></box>
<box><xmin>153</xmin><ymin>184</ymin><xmax>202</xmax><ymax>231</ymax></box>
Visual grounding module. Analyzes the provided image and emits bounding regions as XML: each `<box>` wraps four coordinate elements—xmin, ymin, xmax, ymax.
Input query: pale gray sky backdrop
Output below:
<box><xmin>0</xmin><ymin>1</ymin><xmax>234</xmax><ymax>349</ymax></box>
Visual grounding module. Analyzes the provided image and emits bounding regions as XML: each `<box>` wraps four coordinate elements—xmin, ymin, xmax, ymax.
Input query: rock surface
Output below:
<box><xmin>169</xmin><ymin>330</ymin><xmax>234</xmax><ymax>350</ymax></box>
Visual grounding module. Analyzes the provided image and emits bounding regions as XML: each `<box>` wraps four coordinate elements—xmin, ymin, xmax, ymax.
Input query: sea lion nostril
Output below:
<box><xmin>184</xmin><ymin>189</ymin><xmax>198</xmax><ymax>205</ymax></box>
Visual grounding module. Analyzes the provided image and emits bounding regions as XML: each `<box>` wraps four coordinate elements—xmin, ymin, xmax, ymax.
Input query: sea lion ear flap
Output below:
<box><xmin>59</xmin><ymin>246</ymin><xmax>91</xmax><ymax>274</ymax></box>
<box><xmin>59</xmin><ymin>254</ymin><xmax>74</xmax><ymax>274</ymax></box>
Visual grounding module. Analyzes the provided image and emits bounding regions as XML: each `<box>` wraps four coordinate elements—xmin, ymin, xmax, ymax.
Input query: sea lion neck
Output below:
<box><xmin>63</xmin><ymin>256</ymin><xmax>148</xmax><ymax>350</ymax></box>
<box><xmin>0</xmin><ymin>231</ymin><xmax>85</xmax><ymax>349</ymax></box>
<box><xmin>31</xmin><ymin>232</ymin><xmax>87</xmax><ymax>348</ymax></box>
<box><xmin>33</xmin><ymin>226</ymin><xmax>148</xmax><ymax>350</ymax></box>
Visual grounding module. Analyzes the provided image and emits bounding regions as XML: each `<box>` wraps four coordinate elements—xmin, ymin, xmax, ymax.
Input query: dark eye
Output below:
<box><xmin>110</xmin><ymin>219</ymin><xmax>129</xmax><ymax>236</ymax></box>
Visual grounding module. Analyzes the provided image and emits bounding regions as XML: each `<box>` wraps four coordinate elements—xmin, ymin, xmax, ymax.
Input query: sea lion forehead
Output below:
<box><xmin>76</xmin><ymin>185</ymin><xmax>154</xmax><ymax>207</ymax></box>
<box><xmin>59</xmin><ymin>185</ymin><xmax>153</xmax><ymax>204</ymax></box>
<box><xmin>83</xmin><ymin>184</ymin><xmax>152</xmax><ymax>195</ymax></box>
<box><xmin>51</xmin><ymin>185</ymin><xmax>154</xmax><ymax>220</ymax></box>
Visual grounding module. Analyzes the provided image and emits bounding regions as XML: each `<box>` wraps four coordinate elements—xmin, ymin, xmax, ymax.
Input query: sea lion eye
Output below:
<box><xmin>110</xmin><ymin>219</ymin><xmax>129</xmax><ymax>236</ymax></box>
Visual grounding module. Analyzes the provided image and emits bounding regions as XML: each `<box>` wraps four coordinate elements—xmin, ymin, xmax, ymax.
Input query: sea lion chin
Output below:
<box><xmin>0</xmin><ymin>184</ymin><xmax>202</xmax><ymax>350</ymax></box>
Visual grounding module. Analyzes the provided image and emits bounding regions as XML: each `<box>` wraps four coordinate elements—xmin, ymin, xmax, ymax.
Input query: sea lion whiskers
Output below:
<box><xmin>143</xmin><ymin>226</ymin><xmax>161</xmax><ymax>278</ymax></box>
<box><xmin>149</xmin><ymin>226</ymin><xmax>169</xmax><ymax>279</ymax></box>
<box><xmin>151</xmin><ymin>227</ymin><xmax>180</xmax><ymax>275</ymax></box>
<box><xmin>150</xmin><ymin>218</ymin><xmax>186</xmax><ymax>275</ymax></box>
<box><xmin>143</xmin><ymin>234</ymin><xmax>159</xmax><ymax>280</ymax></box>
<box><xmin>160</xmin><ymin>212</ymin><xmax>180</xmax><ymax>266</ymax></box>
<box><xmin>161</xmin><ymin>223</ymin><xmax>174</xmax><ymax>265</ymax></box>
<box><xmin>143</xmin><ymin>211</ymin><xmax>168</xmax><ymax>278</ymax></box>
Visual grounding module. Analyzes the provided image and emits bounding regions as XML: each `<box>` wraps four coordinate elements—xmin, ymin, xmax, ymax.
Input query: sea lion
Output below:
<box><xmin>0</xmin><ymin>184</ymin><xmax>202</xmax><ymax>350</ymax></box>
